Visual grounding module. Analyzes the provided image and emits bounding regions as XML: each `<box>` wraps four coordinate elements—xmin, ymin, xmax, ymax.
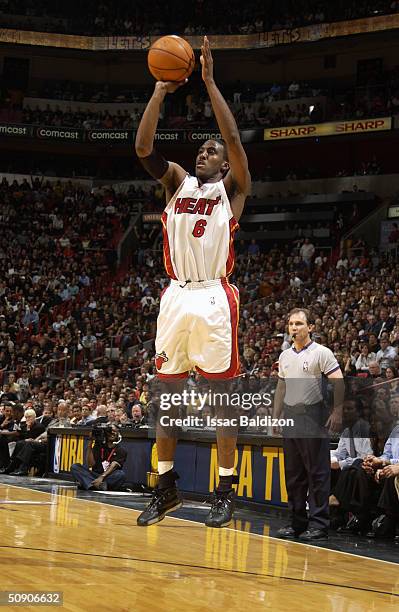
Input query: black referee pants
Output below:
<box><xmin>283</xmin><ymin>437</ymin><xmax>330</xmax><ymax>532</ymax></box>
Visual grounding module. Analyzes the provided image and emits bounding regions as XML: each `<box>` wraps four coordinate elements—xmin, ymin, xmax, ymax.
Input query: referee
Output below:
<box><xmin>273</xmin><ymin>308</ymin><xmax>344</xmax><ymax>541</ymax></box>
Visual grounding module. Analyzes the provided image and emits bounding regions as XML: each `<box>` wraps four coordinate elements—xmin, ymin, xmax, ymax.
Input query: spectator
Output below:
<box><xmin>368</xmin><ymin>361</ymin><xmax>381</xmax><ymax>378</ymax></box>
<box><xmin>90</xmin><ymin>404</ymin><xmax>108</xmax><ymax>425</ymax></box>
<box><xmin>130</xmin><ymin>404</ymin><xmax>147</xmax><ymax>428</ymax></box>
<box><xmin>0</xmin><ymin>404</ymin><xmax>15</xmax><ymax>432</ymax></box>
<box><xmin>330</xmin><ymin>398</ymin><xmax>373</xmax><ymax>531</ymax></box>
<box><xmin>364</xmin><ymin>423</ymin><xmax>399</xmax><ymax>538</ymax></box>
<box><xmin>3</xmin><ymin>409</ymin><xmax>46</xmax><ymax>476</ymax></box>
<box><xmin>0</xmin><ymin>384</ymin><xmax>18</xmax><ymax>403</ymax></box>
<box><xmin>376</xmin><ymin>308</ymin><xmax>395</xmax><ymax>338</ymax></box>
<box><xmin>16</xmin><ymin>369</ymin><xmax>31</xmax><ymax>401</ymax></box>
<box><xmin>248</xmin><ymin>239</ymin><xmax>260</xmax><ymax>257</ymax></box>
<box><xmin>0</xmin><ymin>404</ymin><xmax>24</xmax><ymax>471</ymax></box>
<box><xmin>77</xmin><ymin>404</ymin><xmax>96</xmax><ymax>426</ymax></box>
<box><xmin>355</xmin><ymin>344</ymin><xmax>376</xmax><ymax>373</ymax></box>
<box><xmin>375</xmin><ymin>337</ymin><xmax>397</xmax><ymax>372</ymax></box>
<box><xmin>299</xmin><ymin>238</ymin><xmax>315</xmax><ymax>266</ymax></box>
<box><xmin>385</xmin><ymin>366</ymin><xmax>399</xmax><ymax>396</ymax></box>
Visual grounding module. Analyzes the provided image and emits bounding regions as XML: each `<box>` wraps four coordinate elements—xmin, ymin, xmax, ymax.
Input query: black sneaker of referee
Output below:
<box><xmin>137</xmin><ymin>471</ymin><xmax>183</xmax><ymax>526</ymax></box>
<box><xmin>205</xmin><ymin>489</ymin><xmax>235</xmax><ymax>528</ymax></box>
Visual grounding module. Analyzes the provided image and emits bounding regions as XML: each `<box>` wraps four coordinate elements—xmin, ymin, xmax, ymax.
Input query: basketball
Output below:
<box><xmin>148</xmin><ymin>35</ymin><xmax>195</xmax><ymax>82</ymax></box>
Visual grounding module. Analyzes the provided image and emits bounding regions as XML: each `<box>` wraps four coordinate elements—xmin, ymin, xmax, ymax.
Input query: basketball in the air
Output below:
<box><xmin>148</xmin><ymin>35</ymin><xmax>195</xmax><ymax>82</ymax></box>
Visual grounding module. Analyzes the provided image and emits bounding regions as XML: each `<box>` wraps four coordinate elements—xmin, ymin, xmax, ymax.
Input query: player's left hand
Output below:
<box><xmin>200</xmin><ymin>36</ymin><xmax>214</xmax><ymax>83</ymax></box>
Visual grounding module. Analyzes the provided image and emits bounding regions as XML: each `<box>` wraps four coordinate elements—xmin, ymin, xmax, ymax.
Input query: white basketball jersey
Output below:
<box><xmin>161</xmin><ymin>175</ymin><xmax>239</xmax><ymax>282</ymax></box>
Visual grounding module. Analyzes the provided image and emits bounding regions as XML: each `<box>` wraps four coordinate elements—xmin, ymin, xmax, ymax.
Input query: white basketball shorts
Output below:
<box><xmin>155</xmin><ymin>278</ymin><xmax>239</xmax><ymax>380</ymax></box>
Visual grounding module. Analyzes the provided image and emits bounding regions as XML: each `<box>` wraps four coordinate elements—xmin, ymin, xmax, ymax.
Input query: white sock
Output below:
<box><xmin>158</xmin><ymin>461</ymin><xmax>174</xmax><ymax>475</ymax></box>
<box><xmin>219</xmin><ymin>467</ymin><xmax>234</xmax><ymax>477</ymax></box>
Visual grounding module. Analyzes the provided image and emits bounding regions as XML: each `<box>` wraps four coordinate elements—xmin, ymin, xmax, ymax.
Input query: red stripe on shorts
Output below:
<box><xmin>196</xmin><ymin>279</ymin><xmax>240</xmax><ymax>380</ymax></box>
<box><xmin>161</xmin><ymin>211</ymin><xmax>177</xmax><ymax>280</ymax></box>
<box><xmin>226</xmin><ymin>217</ymin><xmax>239</xmax><ymax>277</ymax></box>
<box><xmin>157</xmin><ymin>371</ymin><xmax>189</xmax><ymax>380</ymax></box>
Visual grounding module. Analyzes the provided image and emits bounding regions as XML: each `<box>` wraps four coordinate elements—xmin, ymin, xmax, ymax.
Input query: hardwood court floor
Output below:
<box><xmin>0</xmin><ymin>482</ymin><xmax>398</xmax><ymax>612</ymax></box>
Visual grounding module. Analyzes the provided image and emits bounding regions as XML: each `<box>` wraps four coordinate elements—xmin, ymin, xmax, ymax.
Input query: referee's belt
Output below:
<box><xmin>284</xmin><ymin>402</ymin><xmax>324</xmax><ymax>415</ymax></box>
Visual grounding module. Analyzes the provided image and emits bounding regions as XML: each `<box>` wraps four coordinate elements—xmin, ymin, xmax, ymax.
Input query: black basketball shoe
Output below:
<box><xmin>205</xmin><ymin>489</ymin><xmax>235</xmax><ymax>528</ymax></box>
<box><xmin>136</xmin><ymin>486</ymin><xmax>183</xmax><ymax>526</ymax></box>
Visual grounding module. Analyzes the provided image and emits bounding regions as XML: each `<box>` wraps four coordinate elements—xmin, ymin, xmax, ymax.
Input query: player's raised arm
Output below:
<box><xmin>135</xmin><ymin>81</ymin><xmax>187</xmax><ymax>199</ymax></box>
<box><xmin>201</xmin><ymin>36</ymin><xmax>251</xmax><ymax>205</ymax></box>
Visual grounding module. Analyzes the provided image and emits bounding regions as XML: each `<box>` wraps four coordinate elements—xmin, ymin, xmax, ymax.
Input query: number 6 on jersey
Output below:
<box><xmin>192</xmin><ymin>219</ymin><xmax>207</xmax><ymax>238</ymax></box>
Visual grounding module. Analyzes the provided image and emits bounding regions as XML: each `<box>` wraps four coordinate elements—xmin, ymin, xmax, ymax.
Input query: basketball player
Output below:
<box><xmin>273</xmin><ymin>308</ymin><xmax>344</xmax><ymax>540</ymax></box>
<box><xmin>135</xmin><ymin>36</ymin><xmax>251</xmax><ymax>527</ymax></box>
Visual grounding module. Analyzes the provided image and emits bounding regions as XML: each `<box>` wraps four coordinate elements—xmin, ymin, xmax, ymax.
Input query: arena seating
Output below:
<box><xmin>0</xmin><ymin>0</ymin><xmax>398</xmax><ymax>35</ymax></box>
<box><xmin>1</xmin><ymin>70</ymin><xmax>396</xmax><ymax>131</ymax></box>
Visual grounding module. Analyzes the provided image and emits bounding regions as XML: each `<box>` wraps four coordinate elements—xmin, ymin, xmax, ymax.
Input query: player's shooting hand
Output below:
<box><xmin>155</xmin><ymin>80</ymin><xmax>188</xmax><ymax>95</ymax></box>
<box><xmin>200</xmin><ymin>36</ymin><xmax>214</xmax><ymax>84</ymax></box>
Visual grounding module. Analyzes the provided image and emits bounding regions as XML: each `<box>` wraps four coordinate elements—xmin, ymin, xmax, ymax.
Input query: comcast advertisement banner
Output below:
<box><xmin>0</xmin><ymin>120</ymin><xmax>392</xmax><ymax>145</ymax></box>
<box><xmin>35</xmin><ymin>126</ymin><xmax>83</xmax><ymax>141</ymax></box>
<box><xmin>264</xmin><ymin>117</ymin><xmax>392</xmax><ymax>141</ymax></box>
<box><xmin>0</xmin><ymin>123</ymin><xmax>32</xmax><ymax>137</ymax></box>
<box><xmin>0</xmin><ymin>125</ymin><xmax>262</xmax><ymax>144</ymax></box>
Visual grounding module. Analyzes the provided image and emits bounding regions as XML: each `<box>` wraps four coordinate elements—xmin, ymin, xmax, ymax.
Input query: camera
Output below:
<box><xmin>92</xmin><ymin>423</ymin><xmax>112</xmax><ymax>444</ymax></box>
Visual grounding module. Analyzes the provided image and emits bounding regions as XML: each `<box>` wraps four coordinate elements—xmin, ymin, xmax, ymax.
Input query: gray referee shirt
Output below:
<box><xmin>278</xmin><ymin>341</ymin><xmax>340</xmax><ymax>406</ymax></box>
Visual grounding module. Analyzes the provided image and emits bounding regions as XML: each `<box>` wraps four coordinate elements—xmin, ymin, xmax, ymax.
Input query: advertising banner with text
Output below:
<box><xmin>2</xmin><ymin>13</ymin><xmax>399</xmax><ymax>50</ymax></box>
<box><xmin>0</xmin><ymin>125</ymin><xmax>262</xmax><ymax>145</ymax></box>
<box><xmin>0</xmin><ymin>121</ymin><xmax>392</xmax><ymax>146</ymax></box>
<box><xmin>264</xmin><ymin>117</ymin><xmax>392</xmax><ymax>141</ymax></box>
<box><xmin>0</xmin><ymin>123</ymin><xmax>32</xmax><ymax>137</ymax></box>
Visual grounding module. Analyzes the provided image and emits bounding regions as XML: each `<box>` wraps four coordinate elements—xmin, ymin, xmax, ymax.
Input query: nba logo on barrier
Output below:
<box><xmin>53</xmin><ymin>436</ymin><xmax>61</xmax><ymax>474</ymax></box>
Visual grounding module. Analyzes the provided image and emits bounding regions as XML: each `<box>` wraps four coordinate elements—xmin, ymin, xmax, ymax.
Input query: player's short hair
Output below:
<box><xmin>288</xmin><ymin>307</ymin><xmax>314</xmax><ymax>325</ymax></box>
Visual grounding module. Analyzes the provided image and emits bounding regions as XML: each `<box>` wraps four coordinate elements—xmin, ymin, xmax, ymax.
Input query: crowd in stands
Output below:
<box><xmin>276</xmin><ymin>158</ymin><xmax>382</xmax><ymax>182</ymax></box>
<box><xmin>235</xmin><ymin>239</ymin><xmax>399</xmax><ymax>378</ymax></box>
<box><xmin>0</xmin><ymin>177</ymin><xmax>137</xmax><ymax>380</ymax></box>
<box><xmin>1</xmin><ymin>71</ymin><xmax>397</xmax><ymax>133</ymax></box>
<box><xmin>0</xmin><ymin>159</ymin><xmax>386</xmax><ymax>185</ymax></box>
<box><xmin>0</xmin><ymin>158</ymin><xmax>146</xmax><ymax>181</ymax></box>
<box><xmin>1</xmin><ymin>0</ymin><xmax>399</xmax><ymax>35</ymax></box>
<box><xmin>20</xmin><ymin>68</ymin><xmax>399</xmax><ymax>107</ymax></box>
<box><xmin>26</xmin><ymin>81</ymin><xmax>149</xmax><ymax>104</ymax></box>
